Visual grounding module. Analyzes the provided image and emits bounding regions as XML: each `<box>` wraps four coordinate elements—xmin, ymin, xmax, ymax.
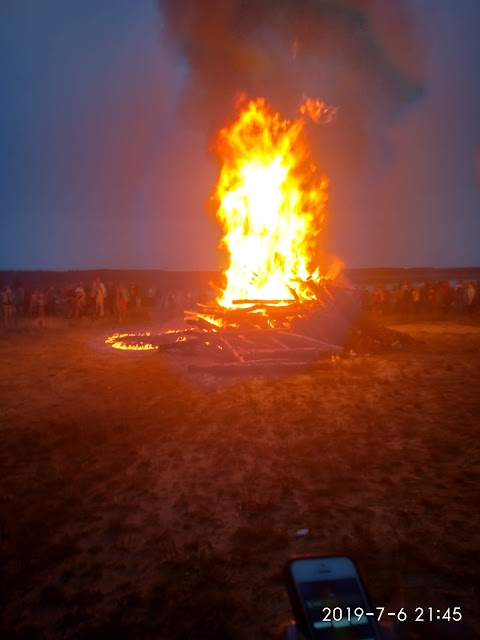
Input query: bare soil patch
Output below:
<box><xmin>1</xmin><ymin>318</ymin><xmax>479</xmax><ymax>639</ymax></box>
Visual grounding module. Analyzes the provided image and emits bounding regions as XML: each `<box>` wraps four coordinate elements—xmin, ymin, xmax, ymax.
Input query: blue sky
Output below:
<box><xmin>1</xmin><ymin>0</ymin><xmax>479</xmax><ymax>270</ymax></box>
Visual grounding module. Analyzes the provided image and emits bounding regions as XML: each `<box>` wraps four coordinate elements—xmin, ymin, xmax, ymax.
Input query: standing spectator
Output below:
<box><xmin>465</xmin><ymin>282</ymin><xmax>476</xmax><ymax>320</ymax></box>
<box><xmin>129</xmin><ymin>282</ymin><xmax>141</xmax><ymax>312</ymax></box>
<box><xmin>371</xmin><ymin>285</ymin><xmax>385</xmax><ymax>318</ymax></box>
<box><xmin>454</xmin><ymin>279</ymin><xmax>465</xmax><ymax>314</ymax></box>
<box><xmin>133</xmin><ymin>283</ymin><xmax>141</xmax><ymax>311</ymax></box>
<box><xmin>402</xmin><ymin>282</ymin><xmax>414</xmax><ymax>317</ymax></box>
<box><xmin>64</xmin><ymin>283</ymin><xmax>75</xmax><ymax>318</ymax></box>
<box><xmin>37</xmin><ymin>290</ymin><xmax>46</xmax><ymax>327</ymax></box>
<box><xmin>148</xmin><ymin>285</ymin><xmax>157</xmax><ymax>309</ymax></box>
<box><xmin>393</xmin><ymin>285</ymin><xmax>403</xmax><ymax>315</ymax></box>
<box><xmin>382</xmin><ymin>286</ymin><xmax>391</xmax><ymax>316</ymax></box>
<box><xmin>2</xmin><ymin>285</ymin><xmax>14</xmax><ymax>327</ymax></box>
<box><xmin>167</xmin><ymin>291</ymin><xmax>176</xmax><ymax>311</ymax></box>
<box><xmin>435</xmin><ymin>281</ymin><xmax>452</xmax><ymax>318</ymax></box>
<box><xmin>74</xmin><ymin>282</ymin><xmax>86</xmax><ymax>319</ymax></box>
<box><xmin>412</xmin><ymin>285</ymin><xmax>421</xmax><ymax>315</ymax></box>
<box><xmin>14</xmin><ymin>285</ymin><xmax>26</xmax><ymax>318</ymax></box>
<box><xmin>45</xmin><ymin>286</ymin><xmax>56</xmax><ymax>316</ymax></box>
<box><xmin>29</xmin><ymin>289</ymin><xmax>39</xmax><ymax>317</ymax></box>
<box><xmin>424</xmin><ymin>281</ymin><xmax>435</xmax><ymax>315</ymax></box>
<box><xmin>93</xmin><ymin>276</ymin><xmax>106</xmax><ymax>318</ymax></box>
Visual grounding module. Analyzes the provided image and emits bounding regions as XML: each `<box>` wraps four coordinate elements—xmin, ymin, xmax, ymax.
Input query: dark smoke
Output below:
<box><xmin>158</xmin><ymin>0</ymin><xmax>424</xmax><ymax>171</ymax></box>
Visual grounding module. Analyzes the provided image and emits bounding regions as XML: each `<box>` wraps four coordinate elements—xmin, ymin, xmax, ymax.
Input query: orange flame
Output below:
<box><xmin>214</xmin><ymin>97</ymin><xmax>335</xmax><ymax>307</ymax></box>
<box><xmin>105</xmin><ymin>333</ymin><xmax>156</xmax><ymax>351</ymax></box>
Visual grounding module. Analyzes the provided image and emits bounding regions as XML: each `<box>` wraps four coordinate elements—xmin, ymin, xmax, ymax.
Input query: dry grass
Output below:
<box><xmin>0</xmin><ymin>318</ymin><xmax>479</xmax><ymax>639</ymax></box>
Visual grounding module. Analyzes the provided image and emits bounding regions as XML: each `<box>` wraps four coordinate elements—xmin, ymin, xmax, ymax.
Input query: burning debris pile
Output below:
<box><xmin>174</xmin><ymin>96</ymin><xmax>347</xmax><ymax>372</ymax></box>
<box><xmin>167</xmin><ymin>281</ymin><xmax>355</xmax><ymax>374</ymax></box>
<box><xmin>106</xmin><ymin>286</ymin><xmax>412</xmax><ymax>374</ymax></box>
<box><xmin>107</xmin><ymin>97</ymin><xmax>408</xmax><ymax>372</ymax></box>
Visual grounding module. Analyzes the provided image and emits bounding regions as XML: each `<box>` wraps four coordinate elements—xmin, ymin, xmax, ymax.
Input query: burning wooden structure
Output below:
<box><xmin>106</xmin><ymin>278</ymin><xmax>362</xmax><ymax>374</ymax></box>
<box><xmin>107</xmin><ymin>97</ymin><xmax>383</xmax><ymax>372</ymax></box>
<box><xmin>105</xmin><ymin>284</ymin><xmax>412</xmax><ymax>375</ymax></box>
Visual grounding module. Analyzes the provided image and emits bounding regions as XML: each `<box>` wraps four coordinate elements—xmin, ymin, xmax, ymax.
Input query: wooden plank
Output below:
<box><xmin>232</xmin><ymin>299</ymin><xmax>296</xmax><ymax>305</ymax></box>
<box><xmin>185</xmin><ymin>317</ymin><xmax>221</xmax><ymax>330</ymax></box>
<box><xmin>276</xmin><ymin>331</ymin><xmax>343</xmax><ymax>352</ymax></box>
<box><xmin>195</xmin><ymin>334</ymin><xmax>244</xmax><ymax>362</ymax></box>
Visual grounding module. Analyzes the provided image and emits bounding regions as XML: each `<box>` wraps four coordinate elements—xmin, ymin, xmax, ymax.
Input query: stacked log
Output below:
<box><xmin>170</xmin><ymin>281</ymin><xmax>354</xmax><ymax>373</ymax></box>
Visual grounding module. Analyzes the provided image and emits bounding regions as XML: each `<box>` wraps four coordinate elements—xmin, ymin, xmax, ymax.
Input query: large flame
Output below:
<box><xmin>106</xmin><ymin>97</ymin><xmax>337</xmax><ymax>351</ymax></box>
<box><xmin>214</xmin><ymin>97</ymin><xmax>335</xmax><ymax>307</ymax></box>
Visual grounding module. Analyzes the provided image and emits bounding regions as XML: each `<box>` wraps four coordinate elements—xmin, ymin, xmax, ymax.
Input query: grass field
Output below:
<box><xmin>1</xmin><ymin>315</ymin><xmax>479</xmax><ymax>639</ymax></box>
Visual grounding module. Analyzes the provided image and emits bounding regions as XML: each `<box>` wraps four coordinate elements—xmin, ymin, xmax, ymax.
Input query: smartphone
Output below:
<box><xmin>284</xmin><ymin>555</ymin><xmax>382</xmax><ymax>639</ymax></box>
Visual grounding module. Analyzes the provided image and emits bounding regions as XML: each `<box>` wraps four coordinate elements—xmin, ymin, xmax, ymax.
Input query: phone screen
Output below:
<box><xmin>288</xmin><ymin>557</ymin><xmax>381</xmax><ymax>640</ymax></box>
<box><xmin>297</xmin><ymin>577</ymin><xmax>379</xmax><ymax>639</ymax></box>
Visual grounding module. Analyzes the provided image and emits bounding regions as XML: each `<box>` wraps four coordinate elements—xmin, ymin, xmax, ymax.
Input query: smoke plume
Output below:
<box><xmin>158</xmin><ymin>0</ymin><xmax>424</xmax><ymax>171</ymax></box>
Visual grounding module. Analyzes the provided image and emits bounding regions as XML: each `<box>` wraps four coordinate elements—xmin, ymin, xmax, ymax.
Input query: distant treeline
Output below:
<box><xmin>1</xmin><ymin>266</ymin><xmax>480</xmax><ymax>290</ymax></box>
<box><xmin>345</xmin><ymin>266</ymin><xmax>480</xmax><ymax>285</ymax></box>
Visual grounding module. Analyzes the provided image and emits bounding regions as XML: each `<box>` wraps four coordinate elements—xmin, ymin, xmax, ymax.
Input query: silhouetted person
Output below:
<box><xmin>2</xmin><ymin>285</ymin><xmax>14</xmax><ymax>327</ymax></box>
<box><xmin>454</xmin><ymin>279</ymin><xmax>465</xmax><ymax>314</ymax></box>
<box><xmin>465</xmin><ymin>281</ymin><xmax>476</xmax><ymax>320</ymax></box>
<box><xmin>74</xmin><ymin>282</ymin><xmax>86</xmax><ymax>319</ymax></box>
<box><xmin>92</xmin><ymin>276</ymin><xmax>106</xmax><ymax>318</ymax></box>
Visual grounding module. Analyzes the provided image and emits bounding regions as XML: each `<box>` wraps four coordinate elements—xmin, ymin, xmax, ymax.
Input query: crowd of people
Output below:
<box><xmin>0</xmin><ymin>276</ymin><xmax>209</xmax><ymax>329</ymax></box>
<box><xmin>1</xmin><ymin>276</ymin><xmax>479</xmax><ymax>329</ymax></box>
<box><xmin>363</xmin><ymin>279</ymin><xmax>479</xmax><ymax>319</ymax></box>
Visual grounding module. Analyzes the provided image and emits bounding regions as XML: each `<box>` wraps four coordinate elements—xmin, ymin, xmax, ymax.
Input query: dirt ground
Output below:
<box><xmin>0</xmin><ymin>315</ymin><xmax>479</xmax><ymax>639</ymax></box>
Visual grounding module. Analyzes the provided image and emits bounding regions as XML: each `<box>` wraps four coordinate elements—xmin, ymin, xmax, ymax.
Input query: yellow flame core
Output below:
<box><xmin>215</xmin><ymin>97</ymin><xmax>332</xmax><ymax>307</ymax></box>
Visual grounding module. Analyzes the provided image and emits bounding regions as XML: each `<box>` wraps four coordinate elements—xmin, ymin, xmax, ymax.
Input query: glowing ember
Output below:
<box><xmin>105</xmin><ymin>333</ymin><xmax>156</xmax><ymax>351</ymax></box>
<box><xmin>214</xmin><ymin>96</ymin><xmax>336</xmax><ymax>307</ymax></box>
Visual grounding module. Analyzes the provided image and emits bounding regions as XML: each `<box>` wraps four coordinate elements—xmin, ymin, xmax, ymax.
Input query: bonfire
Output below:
<box><xmin>107</xmin><ymin>97</ymin><xmax>362</xmax><ymax>372</ymax></box>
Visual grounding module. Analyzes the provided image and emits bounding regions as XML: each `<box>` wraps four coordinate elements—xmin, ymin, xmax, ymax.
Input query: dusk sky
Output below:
<box><xmin>1</xmin><ymin>0</ymin><xmax>480</xmax><ymax>271</ymax></box>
